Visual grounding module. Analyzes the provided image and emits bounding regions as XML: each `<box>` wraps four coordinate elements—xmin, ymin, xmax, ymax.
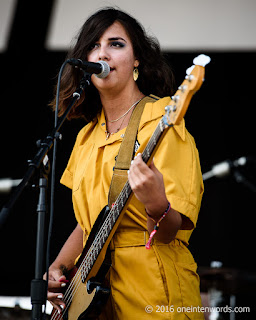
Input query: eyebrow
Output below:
<box><xmin>108</xmin><ymin>37</ymin><xmax>127</xmax><ymax>42</ymax></box>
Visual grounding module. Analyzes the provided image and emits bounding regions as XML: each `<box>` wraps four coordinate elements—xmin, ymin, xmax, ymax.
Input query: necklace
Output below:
<box><xmin>107</xmin><ymin>98</ymin><xmax>142</xmax><ymax>123</ymax></box>
<box><xmin>105</xmin><ymin>97</ymin><xmax>143</xmax><ymax>140</ymax></box>
<box><xmin>105</xmin><ymin>115</ymin><xmax>126</xmax><ymax>140</ymax></box>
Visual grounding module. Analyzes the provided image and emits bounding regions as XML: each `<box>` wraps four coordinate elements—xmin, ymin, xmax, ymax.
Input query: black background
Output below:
<box><xmin>0</xmin><ymin>1</ymin><xmax>255</xmax><ymax>316</ymax></box>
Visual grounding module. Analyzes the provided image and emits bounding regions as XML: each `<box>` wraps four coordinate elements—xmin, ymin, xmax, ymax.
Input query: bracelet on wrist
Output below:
<box><xmin>146</xmin><ymin>211</ymin><xmax>162</xmax><ymax>224</ymax></box>
<box><xmin>145</xmin><ymin>201</ymin><xmax>171</xmax><ymax>249</ymax></box>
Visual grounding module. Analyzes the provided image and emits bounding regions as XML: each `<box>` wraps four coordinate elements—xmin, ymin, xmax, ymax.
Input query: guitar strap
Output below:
<box><xmin>108</xmin><ymin>94</ymin><xmax>159</xmax><ymax>207</ymax></box>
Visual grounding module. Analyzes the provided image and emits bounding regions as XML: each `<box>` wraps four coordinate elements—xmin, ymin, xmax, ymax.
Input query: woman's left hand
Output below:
<box><xmin>128</xmin><ymin>154</ymin><xmax>169</xmax><ymax>218</ymax></box>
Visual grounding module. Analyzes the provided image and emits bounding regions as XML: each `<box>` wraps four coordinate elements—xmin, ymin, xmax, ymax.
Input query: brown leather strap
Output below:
<box><xmin>108</xmin><ymin>95</ymin><xmax>159</xmax><ymax>206</ymax></box>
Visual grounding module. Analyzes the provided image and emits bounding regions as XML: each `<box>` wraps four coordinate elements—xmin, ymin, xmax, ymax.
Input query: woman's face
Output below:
<box><xmin>87</xmin><ymin>21</ymin><xmax>139</xmax><ymax>95</ymax></box>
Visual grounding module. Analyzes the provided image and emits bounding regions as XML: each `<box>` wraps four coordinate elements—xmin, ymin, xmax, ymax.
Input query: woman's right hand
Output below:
<box><xmin>44</xmin><ymin>223</ymin><xmax>84</xmax><ymax>314</ymax></box>
<box><xmin>44</xmin><ymin>268</ymin><xmax>68</xmax><ymax>314</ymax></box>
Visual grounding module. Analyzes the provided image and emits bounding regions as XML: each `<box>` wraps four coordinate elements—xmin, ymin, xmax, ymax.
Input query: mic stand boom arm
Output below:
<box><xmin>0</xmin><ymin>73</ymin><xmax>90</xmax><ymax>226</ymax></box>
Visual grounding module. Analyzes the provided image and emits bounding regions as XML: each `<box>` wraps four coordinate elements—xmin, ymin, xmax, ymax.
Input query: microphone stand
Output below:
<box><xmin>0</xmin><ymin>72</ymin><xmax>91</xmax><ymax>320</ymax></box>
<box><xmin>31</xmin><ymin>156</ymin><xmax>50</xmax><ymax>320</ymax></box>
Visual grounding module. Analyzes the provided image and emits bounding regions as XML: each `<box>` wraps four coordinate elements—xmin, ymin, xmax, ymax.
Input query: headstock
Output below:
<box><xmin>163</xmin><ymin>54</ymin><xmax>211</xmax><ymax>126</ymax></box>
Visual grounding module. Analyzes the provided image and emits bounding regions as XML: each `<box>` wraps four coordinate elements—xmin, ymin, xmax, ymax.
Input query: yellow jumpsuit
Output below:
<box><xmin>60</xmin><ymin>96</ymin><xmax>205</xmax><ymax>319</ymax></box>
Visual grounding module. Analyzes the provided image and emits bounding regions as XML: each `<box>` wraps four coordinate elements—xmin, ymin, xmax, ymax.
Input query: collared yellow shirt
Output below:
<box><xmin>61</xmin><ymin>96</ymin><xmax>204</xmax><ymax>319</ymax></box>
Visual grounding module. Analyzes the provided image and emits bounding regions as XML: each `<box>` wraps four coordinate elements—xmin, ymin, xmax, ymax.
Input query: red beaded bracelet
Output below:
<box><xmin>145</xmin><ymin>201</ymin><xmax>171</xmax><ymax>249</ymax></box>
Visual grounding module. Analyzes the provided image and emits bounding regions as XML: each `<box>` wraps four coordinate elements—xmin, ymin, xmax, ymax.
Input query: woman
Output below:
<box><xmin>47</xmin><ymin>7</ymin><xmax>204</xmax><ymax>320</ymax></box>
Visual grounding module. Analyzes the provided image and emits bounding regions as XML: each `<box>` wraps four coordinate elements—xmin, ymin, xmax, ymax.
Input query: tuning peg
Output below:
<box><xmin>165</xmin><ymin>105</ymin><xmax>176</xmax><ymax>112</ymax></box>
<box><xmin>185</xmin><ymin>74</ymin><xmax>194</xmax><ymax>81</ymax></box>
<box><xmin>178</xmin><ymin>85</ymin><xmax>187</xmax><ymax>92</ymax></box>
<box><xmin>171</xmin><ymin>95</ymin><xmax>179</xmax><ymax>103</ymax></box>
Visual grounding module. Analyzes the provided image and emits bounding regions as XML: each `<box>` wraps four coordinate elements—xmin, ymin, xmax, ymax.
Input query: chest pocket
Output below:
<box><xmin>73</xmin><ymin>143</ymin><xmax>95</xmax><ymax>192</ymax></box>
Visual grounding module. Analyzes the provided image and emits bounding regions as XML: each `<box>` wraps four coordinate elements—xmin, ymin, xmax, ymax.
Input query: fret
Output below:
<box><xmin>159</xmin><ymin>117</ymin><xmax>164</xmax><ymax>132</ymax></box>
<box><xmin>81</xmin><ymin>268</ymin><xmax>86</xmax><ymax>281</ymax></box>
<box><xmin>110</xmin><ymin>214</ymin><xmax>115</xmax><ymax>226</ymax></box>
<box><xmin>101</xmin><ymin>233</ymin><xmax>105</xmax><ymax>246</ymax></box>
<box><xmin>81</xmin><ymin>263</ymin><xmax>89</xmax><ymax>281</ymax></box>
<box><xmin>125</xmin><ymin>186</ymin><xmax>128</xmax><ymax>199</ymax></box>
<box><xmin>116</xmin><ymin>199</ymin><xmax>123</xmax><ymax>214</ymax></box>
<box><xmin>113</xmin><ymin>206</ymin><xmax>119</xmax><ymax>220</ymax></box>
<box><xmin>83</xmin><ymin>267</ymin><xmax>88</xmax><ymax>281</ymax></box>
<box><xmin>98</xmin><ymin>239</ymin><xmax>103</xmax><ymax>252</ymax></box>
<box><xmin>103</xmin><ymin>228</ymin><xmax>107</xmax><ymax>240</ymax></box>
<box><xmin>153</xmin><ymin>132</ymin><xmax>157</xmax><ymax>146</ymax></box>
<box><xmin>121</xmin><ymin>187</ymin><xmax>126</xmax><ymax>198</ymax></box>
<box><xmin>88</xmin><ymin>256</ymin><xmax>93</xmax><ymax>268</ymax></box>
<box><xmin>107</xmin><ymin>216</ymin><xmax>112</xmax><ymax>229</ymax></box>
<box><xmin>142</xmin><ymin>121</ymin><xmax>166</xmax><ymax>164</ymax></box>
<box><xmin>104</xmin><ymin>227</ymin><xmax>108</xmax><ymax>238</ymax></box>
<box><xmin>146</xmin><ymin>147</ymin><xmax>150</xmax><ymax>158</ymax></box>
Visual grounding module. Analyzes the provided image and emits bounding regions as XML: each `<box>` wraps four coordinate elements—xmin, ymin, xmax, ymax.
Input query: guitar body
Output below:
<box><xmin>51</xmin><ymin>274</ymin><xmax>110</xmax><ymax>320</ymax></box>
<box><xmin>63</xmin><ymin>268</ymin><xmax>110</xmax><ymax>320</ymax></box>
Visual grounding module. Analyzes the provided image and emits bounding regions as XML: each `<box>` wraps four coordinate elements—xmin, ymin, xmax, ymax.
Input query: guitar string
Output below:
<box><xmin>51</xmin><ymin>119</ymin><xmax>166</xmax><ymax>319</ymax></box>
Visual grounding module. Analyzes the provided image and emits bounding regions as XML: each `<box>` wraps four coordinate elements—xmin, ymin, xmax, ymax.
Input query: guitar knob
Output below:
<box><xmin>87</xmin><ymin>279</ymin><xmax>99</xmax><ymax>294</ymax></box>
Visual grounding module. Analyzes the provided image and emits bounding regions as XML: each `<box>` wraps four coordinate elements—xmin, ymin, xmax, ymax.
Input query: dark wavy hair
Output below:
<box><xmin>51</xmin><ymin>7</ymin><xmax>175</xmax><ymax>121</ymax></box>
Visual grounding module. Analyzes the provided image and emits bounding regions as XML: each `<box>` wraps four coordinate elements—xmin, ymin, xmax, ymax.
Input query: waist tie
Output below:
<box><xmin>109</xmin><ymin>230</ymin><xmax>168</xmax><ymax>250</ymax></box>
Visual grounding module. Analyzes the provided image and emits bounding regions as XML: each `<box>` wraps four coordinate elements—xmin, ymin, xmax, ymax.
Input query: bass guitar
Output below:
<box><xmin>50</xmin><ymin>54</ymin><xmax>210</xmax><ymax>320</ymax></box>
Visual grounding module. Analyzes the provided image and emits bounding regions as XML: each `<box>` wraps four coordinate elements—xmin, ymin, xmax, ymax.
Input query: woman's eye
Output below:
<box><xmin>89</xmin><ymin>43</ymin><xmax>99</xmax><ymax>51</ymax></box>
<box><xmin>111</xmin><ymin>41</ymin><xmax>125</xmax><ymax>48</ymax></box>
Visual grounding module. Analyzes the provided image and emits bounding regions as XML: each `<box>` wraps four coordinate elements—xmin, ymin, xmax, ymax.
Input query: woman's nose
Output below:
<box><xmin>98</xmin><ymin>45</ymin><xmax>110</xmax><ymax>61</ymax></box>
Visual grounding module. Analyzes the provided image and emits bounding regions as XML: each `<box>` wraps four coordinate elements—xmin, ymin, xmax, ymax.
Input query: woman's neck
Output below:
<box><xmin>99</xmin><ymin>86</ymin><xmax>145</xmax><ymax>122</ymax></box>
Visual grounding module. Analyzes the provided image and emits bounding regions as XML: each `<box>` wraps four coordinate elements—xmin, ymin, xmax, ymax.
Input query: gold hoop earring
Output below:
<box><xmin>133</xmin><ymin>67</ymin><xmax>139</xmax><ymax>81</ymax></box>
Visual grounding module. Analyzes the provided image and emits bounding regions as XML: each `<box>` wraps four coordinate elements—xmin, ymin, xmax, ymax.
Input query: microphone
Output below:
<box><xmin>67</xmin><ymin>59</ymin><xmax>110</xmax><ymax>78</ymax></box>
<box><xmin>0</xmin><ymin>178</ymin><xmax>22</xmax><ymax>193</ymax></box>
<box><xmin>202</xmin><ymin>156</ymin><xmax>249</xmax><ymax>181</ymax></box>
